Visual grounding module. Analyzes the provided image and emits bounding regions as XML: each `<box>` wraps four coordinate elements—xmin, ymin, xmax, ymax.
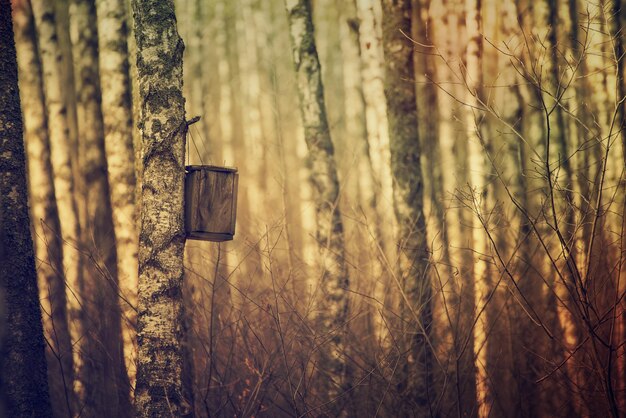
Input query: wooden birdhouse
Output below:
<box><xmin>184</xmin><ymin>165</ymin><xmax>238</xmax><ymax>242</ymax></box>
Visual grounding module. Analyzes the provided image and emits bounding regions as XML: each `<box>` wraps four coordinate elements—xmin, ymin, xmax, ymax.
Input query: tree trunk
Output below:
<box><xmin>131</xmin><ymin>0</ymin><xmax>192</xmax><ymax>415</ymax></box>
<box><xmin>610</xmin><ymin>0</ymin><xmax>626</xmax><ymax>413</ymax></box>
<box><xmin>30</xmin><ymin>0</ymin><xmax>86</xmax><ymax>402</ymax></box>
<box><xmin>434</xmin><ymin>1</ymin><xmax>479</xmax><ymax>413</ymax></box>
<box><xmin>461</xmin><ymin>0</ymin><xmax>493</xmax><ymax>416</ymax></box>
<box><xmin>339</xmin><ymin>0</ymin><xmax>380</xmax><ymax>256</ymax></box>
<box><xmin>95</xmin><ymin>0</ymin><xmax>139</xmax><ymax>391</ymax></box>
<box><xmin>381</xmin><ymin>1</ymin><xmax>437</xmax><ymax>415</ymax></box>
<box><xmin>68</xmin><ymin>0</ymin><xmax>131</xmax><ymax>415</ymax></box>
<box><xmin>0</xmin><ymin>1</ymin><xmax>52</xmax><ymax>415</ymax></box>
<box><xmin>12</xmin><ymin>0</ymin><xmax>76</xmax><ymax>415</ymax></box>
<box><xmin>284</xmin><ymin>0</ymin><xmax>352</xmax><ymax>404</ymax></box>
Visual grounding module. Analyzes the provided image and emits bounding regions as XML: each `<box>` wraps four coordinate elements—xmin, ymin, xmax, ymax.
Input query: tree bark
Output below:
<box><xmin>0</xmin><ymin>0</ymin><xmax>52</xmax><ymax>415</ymax></box>
<box><xmin>381</xmin><ymin>0</ymin><xmax>437</xmax><ymax>415</ymax></box>
<box><xmin>284</xmin><ymin>0</ymin><xmax>352</xmax><ymax>403</ymax></box>
<box><xmin>95</xmin><ymin>0</ymin><xmax>139</xmax><ymax>391</ymax></box>
<box><xmin>131</xmin><ymin>0</ymin><xmax>192</xmax><ymax>415</ymax></box>
<box><xmin>609</xmin><ymin>0</ymin><xmax>626</xmax><ymax>413</ymax></box>
<box><xmin>30</xmin><ymin>0</ymin><xmax>86</xmax><ymax>402</ymax></box>
<box><xmin>461</xmin><ymin>1</ymin><xmax>493</xmax><ymax>416</ymax></box>
<box><xmin>12</xmin><ymin>0</ymin><xmax>76</xmax><ymax>415</ymax></box>
<box><xmin>68</xmin><ymin>0</ymin><xmax>131</xmax><ymax>415</ymax></box>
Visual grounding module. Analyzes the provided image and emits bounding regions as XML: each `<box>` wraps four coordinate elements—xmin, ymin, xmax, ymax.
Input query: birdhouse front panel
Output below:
<box><xmin>185</xmin><ymin>165</ymin><xmax>238</xmax><ymax>242</ymax></box>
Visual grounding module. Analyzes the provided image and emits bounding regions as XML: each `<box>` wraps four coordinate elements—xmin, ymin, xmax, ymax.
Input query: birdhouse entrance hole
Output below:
<box><xmin>184</xmin><ymin>165</ymin><xmax>238</xmax><ymax>242</ymax></box>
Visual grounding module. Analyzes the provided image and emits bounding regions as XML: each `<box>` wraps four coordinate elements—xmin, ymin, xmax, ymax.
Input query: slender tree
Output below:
<box><xmin>131</xmin><ymin>0</ymin><xmax>192</xmax><ymax>415</ymax></box>
<box><xmin>609</xmin><ymin>0</ymin><xmax>626</xmax><ymax>413</ymax></box>
<box><xmin>12</xmin><ymin>0</ymin><xmax>76</xmax><ymax>415</ymax></box>
<box><xmin>381</xmin><ymin>0</ymin><xmax>437</xmax><ymax>415</ymax></box>
<box><xmin>0</xmin><ymin>0</ymin><xmax>52</xmax><ymax>415</ymax></box>
<box><xmin>460</xmin><ymin>0</ymin><xmax>494</xmax><ymax>415</ymax></box>
<box><xmin>30</xmin><ymin>0</ymin><xmax>85</xmax><ymax>396</ymax></box>
<box><xmin>284</xmin><ymin>0</ymin><xmax>352</xmax><ymax>403</ymax></box>
<box><xmin>69</xmin><ymin>0</ymin><xmax>131</xmax><ymax>415</ymax></box>
<box><xmin>95</xmin><ymin>0</ymin><xmax>139</xmax><ymax>389</ymax></box>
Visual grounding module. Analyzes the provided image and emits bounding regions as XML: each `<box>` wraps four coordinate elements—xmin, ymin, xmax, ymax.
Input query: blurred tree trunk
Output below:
<box><xmin>494</xmin><ymin>1</ymin><xmax>546</xmax><ymax>416</ymax></box>
<box><xmin>264</xmin><ymin>0</ymin><xmax>306</xmax><ymax>299</ymax></box>
<box><xmin>284</xmin><ymin>0</ymin><xmax>352</xmax><ymax>403</ymax></box>
<box><xmin>0</xmin><ymin>1</ymin><xmax>52</xmax><ymax>414</ymax></box>
<box><xmin>95</xmin><ymin>0</ymin><xmax>138</xmax><ymax>391</ymax></box>
<box><xmin>53</xmin><ymin>0</ymin><xmax>80</xmax><ymax>188</ymax></box>
<box><xmin>131</xmin><ymin>0</ymin><xmax>193</xmax><ymax>415</ymax></box>
<box><xmin>12</xmin><ymin>0</ymin><xmax>76</xmax><ymax>415</ymax></box>
<box><xmin>610</xmin><ymin>0</ymin><xmax>626</xmax><ymax>413</ymax></box>
<box><xmin>381</xmin><ymin>1</ymin><xmax>437</xmax><ymax>415</ymax></box>
<box><xmin>412</xmin><ymin>1</ymin><xmax>475</xmax><ymax>415</ymax></box>
<box><xmin>545</xmin><ymin>0</ymin><xmax>578</xmax><ymax>298</ymax></box>
<box><xmin>223</xmin><ymin>0</ymin><xmax>265</xmax><ymax>290</ymax></box>
<box><xmin>433</xmin><ymin>1</ymin><xmax>479</xmax><ymax>413</ymax></box>
<box><xmin>339</xmin><ymin>0</ymin><xmax>384</xmax><ymax>350</ymax></box>
<box><xmin>355</xmin><ymin>0</ymin><xmax>394</xmax><ymax>247</ymax></box>
<box><xmin>355</xmin><ymin>0</ymin><xmax>395</xmax><ymax>346</ymax></box>
<box><xmin>68</xmin><ymin>0</ymin><xmax>131</xmax><ymax>415</ymax></box>
<box><xmin>30</xmin><ymin>0</ymin><xmax>85</xmax><ymax>402</ymax></box>
<box><xmin>538</xmin><ymin>2</ymin><xmax>584</xmax><ymax>415</ymax></box>
<box><xmin>461</xmin><ymin>0</ymin><xmax>492</xmax><ymax>416</ymax></box>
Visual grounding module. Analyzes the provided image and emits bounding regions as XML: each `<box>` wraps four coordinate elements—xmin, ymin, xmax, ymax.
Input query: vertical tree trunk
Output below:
<box><xmin>0</xmin><ymin>1</ymin><xmax>52</xmax><ymax>415</ymax></box>
<box><xmin>12</xmin><ymin>0</ymin><xmax>76</xmax><ymax>415</ymax></box>
<box><xmin>355</xmin><ymin>0</ymin><xmax>396</xmax><ymax>347</ymax></box>
<box><xmin>434</xmin><ymin>1</ymin><xmax>479</xmax><ymax>413</ymax></box>
<box><xmin>355</xmin><ymin>0</ymin><xmax>394</xmax><ymax>240</ymax></box>
<box><xmin>95</xmin><ymin>0</ymin><xmax>139</xmax><ymax>391</ymax></box>
<box><xmin>284</xmin><ymin>0</ymin><xmax>352</xmax><ymax>404</ymax></box>
<box><xmin>462</xmin><ymin>0</ymin><xmax>492</xmax><ymax>416</ymax></box>
<box><xmin>498</xmin><ymin>1</ymin><xmax>543</xmax><ymax>416</ymax></box>
<box><xmin>339</xmin><ymin>0</ymin><xmax>379</xmax><ymax>251</ymax></box>
<box><xmin>68</xmin><ymin>0</ymin><xmax>131</xmax><ymax>415</ymax></box>
<box><xmin>610</xmin><ymin>0</ymin><xmax>626</xmax><ymax>413</ymax></box>
<box><xmin>413</xmin><ymin>1</ymin><xmax>474</xmax><ymax>415</ymax></box>
<box><xmin>30</xmin><ymin>0</ymin><xmax>85</xmax><ymax>402</ymax></box>
<box><xmin>131</xmin><ymin>0</ymin><xmax>192</xmax><ymax>415</ymax></box>
<box><xmin>381</xmin><ymin>1</ymin><xmax>437</xmax><ymax>415</ymax></box>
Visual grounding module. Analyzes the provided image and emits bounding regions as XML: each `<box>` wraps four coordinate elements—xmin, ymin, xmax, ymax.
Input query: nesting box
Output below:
<box><xmin>184</xmin><ymin>165</ymin><xmax>238</xmax><ymax>242</ymax></box>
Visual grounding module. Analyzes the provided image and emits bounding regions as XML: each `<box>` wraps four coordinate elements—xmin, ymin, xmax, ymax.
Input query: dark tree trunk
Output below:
<box><xmin>381</xmin><ymin>0</ymin><xmax>437</xmax><ymax>416</ymax></box>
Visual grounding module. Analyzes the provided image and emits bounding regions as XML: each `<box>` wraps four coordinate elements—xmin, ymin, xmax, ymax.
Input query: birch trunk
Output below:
<box><xmin>95</xmin><ymin>0</ymin><xmax>138</xmax><ymax>390</ymax></box>
<box><xmin>498</xmin><ymin>2</ymin><xmax>544</xmax><ymax>416</ymax></box>
<box><xmin>462</xmin><ymin>0</ymin><xmax>492</xmax><ymax>416</ymax></box>
<box><xmin>610</xmin><ymin>0</ymin><xmax>626</xmax><ymax>413</ymax></box>
<box><xmin>30</xmin><ymin>0</ymin><xmax>85</xmax><ymax>400</ymax></box>
<box><xmin>0</xmin><ymin>1</ymin><xmax>52</xmax><ymax>414</ymax></box>
<box><xmin>69</xmin><ymin>0</ymin><xmax>131</xmax><ymax>415</ymax></box>
<box><xmin>339</xmin><ymin>0</ymin><xmax>379</xmax><ymax>254</ymax></box>
<box><xmin>284</xmin><ymin>0</ymin><xmax>352</xmax><ymax>402</ymax></box>
<box><xmin>381</xmin><ymin>1</ymin><xmax>437</xmax><ymax>415</ymax></box>
<box><xmin>131</xmin><ymin>0</ymin><xmax>192</xmax><ymax>415</ymax></box>
<box><xmin>355</xmin><ymin>0</ymin><xmax>395</xmax><ymax>345</ymax></box>
<box><xmin>12</xmin><ymin>0</ymin><xmax>75</xmax><ymax>415</ymax></box>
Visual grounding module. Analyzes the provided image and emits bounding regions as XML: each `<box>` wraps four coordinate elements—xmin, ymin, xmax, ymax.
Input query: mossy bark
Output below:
<box><xmin>284</xmin><ymin>0</ymin><xmax>351</xmax><ymax>403</ymax></box>
<box><xmin>0</xmin><ymin>0</ymin><xmax>52</xmax><ymax>415</ymax></box>
<box><xmin>381</xmin><ymin>0</ymin><xmax>437</xmax><ymax>415</ymax></box>
<box><xmin>131</xmin><ymin>0</ymin><xmax>192</xmax><ymax>416</ymax></box>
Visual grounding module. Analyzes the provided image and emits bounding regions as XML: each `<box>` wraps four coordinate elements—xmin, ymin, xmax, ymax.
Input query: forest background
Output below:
<box><xmin>0</xmin><ymin>0</ymin><xmax>625</xmax><ymax>416</ymax></box>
